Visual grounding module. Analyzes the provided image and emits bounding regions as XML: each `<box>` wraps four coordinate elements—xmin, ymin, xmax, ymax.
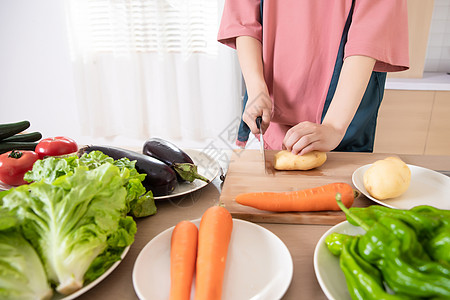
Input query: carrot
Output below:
<box><xmin>194</xmin><ymin>206</ymin><xmax>233</xmax><ymax>300</ymax></box>
<box><xmin>169</xmin><ymin>220</ymin><xmax>198</xmax><ymax>300</ymax></box>
<box><xmin>235</xmin><ymin>182</ymin><xmax>356</xmax><ymax>212</ymax></box>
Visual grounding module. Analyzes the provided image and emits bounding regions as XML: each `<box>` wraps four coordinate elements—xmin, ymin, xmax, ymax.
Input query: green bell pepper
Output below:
<box><xmin>325</xmin><ymin>232</ymin><xmax>353</xmax><ymax>256</ymax></box>
<box><xmin>348</xmin><ymin>205</ymin><xmax>442</xmax><ymax>240</ymax></box>
<box><xmin>426</xmin><ymin>227</ymin><xmax>450</xmax><ymax>265</ymax></box>
<box><xmin>348</xmin><ymin>204</ymin><xmax>450</xmax><ymax>268</ymax></box>
<box><xmin>380</xmin><ymin>238</ymin><xmax>450</xmax><ymax>298</ymax></box>
<box><xmin>336</xmin><ymin>195</ymin><xmax>450</xmax><ymax>298</ymax></box>
<box><xmin>340</xmin><ymin>237</ymin><xmax>412</xmax><ymax>300</ymax></box>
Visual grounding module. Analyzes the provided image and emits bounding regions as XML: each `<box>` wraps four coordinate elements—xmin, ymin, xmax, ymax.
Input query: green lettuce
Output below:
<box><xmin>0</xmin><ymin>209</ymin><xmax>53</xmax><ymax>300</ymax></box>
<box><xmin>0</xmin><ymin>163</ymin><xmax>137</xmax><ymax>295</ymax></box>
<box><xmin>24</xmin><ymin>151</ymin><xmax>157</xmax><ymax>218</ymax></box>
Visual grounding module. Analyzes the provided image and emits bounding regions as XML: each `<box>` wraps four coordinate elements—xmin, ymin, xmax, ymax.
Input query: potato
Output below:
<box><xmin>273</xmin><ymin>150</ymin><xmax>327</xmax><ymax>170</ymax></box>
<box><xmin>363</xmin><ymin>157</ymin><xmax>411</xmax><ymax>200</ymax></box>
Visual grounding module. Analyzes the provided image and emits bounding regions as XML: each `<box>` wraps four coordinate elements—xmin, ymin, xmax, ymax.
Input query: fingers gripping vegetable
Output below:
<box><xmin>170</xmin><ymin>221</ymin><xmax>198</xmax><ymax>300</ymax></box>
<box><xmin>195</xmin><ymin>206</ymin><xmax>233</xmax><ymax>300</ymax></box>
<box><xmin>80</xmin><ymin>145</ymin><xmax>177</xmax><ymax>197</ymax></box>
<box><xmin>143</xmin><ymin>138</ymin><xmax>209</xmax><ymax>183</ymax></box>
<box><xmin>0</xmin><ymin>150</ymin><xmax>39</xmax><ymax>186</ymax></box>
<box><xmin>36</xmin><ymin>136</ymin><xmax>78</xmax><ymax>159</ymax></box>
<box><xmin>235</xmin><ymin>182</ymin><xmax>356</xmax><ymax>212</ymax></box>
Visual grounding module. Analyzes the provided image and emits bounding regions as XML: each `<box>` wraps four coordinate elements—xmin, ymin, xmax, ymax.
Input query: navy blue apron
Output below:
<box><xmin>236</xmin><ymin>2</ymin><xmax>264</xmax><ymax>146</ymax></box>
<box><xmin>236</xmin><ymin>0</ymin><xmax>386</xmax><ymax>152</ymax></box>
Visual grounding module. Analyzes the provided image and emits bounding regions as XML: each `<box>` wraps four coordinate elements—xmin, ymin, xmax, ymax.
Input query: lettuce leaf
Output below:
<box><xmin>0</xmin><ymin>163</ymin><xmax>136</xmax><ymax>295</ymax></box>
<box><xmin>83</xmin><ymin>216</ymin><xmax>136</xmax><ymax>284</ymax></box>
<box><xmin>0</xmin><ymin>209</ymin><xmax>53</xmax><ymax>300</ymax></box>
<box><xmin>24</xmin><ymin>151</ymin><xmax>156</xmax><ymax>218</ymax></box>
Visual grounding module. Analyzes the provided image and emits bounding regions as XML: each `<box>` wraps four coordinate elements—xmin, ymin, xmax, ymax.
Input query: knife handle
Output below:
<box><xmin>256</xmin><ymin>116</ymin><xmax>262</xmax><ymax>130</ymax></box>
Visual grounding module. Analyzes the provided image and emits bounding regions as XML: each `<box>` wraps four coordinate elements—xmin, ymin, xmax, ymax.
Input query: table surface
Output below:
<box><xmin>76</xmin><ymin>151</ymin><xmax>450</xmax><ymax>300</ymax></box>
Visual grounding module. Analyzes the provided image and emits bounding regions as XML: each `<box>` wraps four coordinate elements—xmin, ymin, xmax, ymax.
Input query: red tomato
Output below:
<box><xmin>0</xmin><ymin>150</ymin><xmax>39</xmax><ymax>186</ymax></box>
<box><xmin>35</xmin><ymin>136</ymin><xmax>78</xmax><ymax>159</ymax></box>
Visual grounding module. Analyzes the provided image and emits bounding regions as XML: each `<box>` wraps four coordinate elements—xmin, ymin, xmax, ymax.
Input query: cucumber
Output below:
<box><xmin>0</xmin><ymin>121</ymin><xmax>31</xmax><ymax>141</ymax></box>
<box><xmin>1</xmin><ymin>131</ymin><xmax>42</xmax><ymax>143</ymax></box>
<box><xmin>0</xmin><ymin>142</ymin><xmax>38</xmax><ymax>154</ymax></box>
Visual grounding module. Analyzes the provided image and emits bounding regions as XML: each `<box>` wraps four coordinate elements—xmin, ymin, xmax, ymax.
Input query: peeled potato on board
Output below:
<box><xmin>363</xmin><ymin>157</ymin><xmax>411</xmax><ymax>200</ymax></box>
<box><xmin>273</xmin><ymin>150</ymin><xmax>327</xmax><ymax>170</ymax></box>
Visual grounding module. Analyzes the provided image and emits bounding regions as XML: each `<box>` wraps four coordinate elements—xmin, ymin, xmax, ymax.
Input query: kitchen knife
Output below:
<box><xmin>256</xmin><ymin>116</ymin><xmax>267</xmax><ymax>171</ymax></box>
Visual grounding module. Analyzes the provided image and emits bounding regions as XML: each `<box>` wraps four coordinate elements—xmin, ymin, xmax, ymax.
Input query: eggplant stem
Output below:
<box><xmin>173</xmin><ymin>163</ymin><xmax>210</xmax><ymax>183</ymax></box>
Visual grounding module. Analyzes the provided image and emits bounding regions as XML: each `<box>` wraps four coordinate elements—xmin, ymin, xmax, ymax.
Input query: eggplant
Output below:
<box><xmin>79</xmin><ymin>145</ymin><xmax>177</xmax><ymax>197</ymax></box>
<box><xmin>142</xmin><ymin>138</ymin><xmax>209</xmax><ymax>183</ymax></box>
<box><xmin>143</xmin><ymin>138</ymin><xmax>193</xmax><ymax>165</ymax></box>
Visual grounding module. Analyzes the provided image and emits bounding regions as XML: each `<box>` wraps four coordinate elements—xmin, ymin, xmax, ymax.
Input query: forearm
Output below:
<box><xmin>236</xmin><ymin>36</ymin><xmax>267</xmax><ymax>95</ymax></box>
<box><xmin>322</xmin><ymin>55</ymin><xmax>376</xmax><ymax>135</ymax></box>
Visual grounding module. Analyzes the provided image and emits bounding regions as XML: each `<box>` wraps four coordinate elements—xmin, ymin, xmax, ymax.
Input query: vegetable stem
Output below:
<box><xmin>336</xmin><ymin>193</ymin><xmax>370</xmax><ymax>231</ymax></box>
<box><xmin>8</xmin><ymin>150</ymin><xmax>23</xmax><ymax>159</ymax></box>
<box><xmin>173</xmin><ymin>163</ymin><xmax>210</xmax><ymax>183</ymax></box>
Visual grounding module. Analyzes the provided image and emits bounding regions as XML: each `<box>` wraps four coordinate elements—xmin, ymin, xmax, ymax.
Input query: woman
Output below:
<box><xmin>218</xmin><ymin>0</ymin><xmax>409</xmax><ymax>154</ymax></box>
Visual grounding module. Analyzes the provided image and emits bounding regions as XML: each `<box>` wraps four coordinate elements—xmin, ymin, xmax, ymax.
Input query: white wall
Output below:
<box><xmin>0</xmin><ymin>0</ymin><xmax>80</xmax><ymax>140</ymax></box>
<box><xmin>424</xmin><ymin>0</ymin><xmax>450</xmax><ymax>73</ymax></box>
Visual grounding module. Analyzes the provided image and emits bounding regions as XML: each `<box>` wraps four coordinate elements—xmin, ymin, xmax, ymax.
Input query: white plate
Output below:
<box><xmin>0</xmin><ymin>150</ymin><xmax>221</xmax><ymax>197</ymax></box>
<box><xmin>53</xmin><ymin>246</ymin><xmax>130</xmax><ymax>300</ymax></box>
<box><xmin>154</xmin><ymin>149</ymin><xmax>221</xmax><ymax>200</ymax></box>
<box><xmin>314</xmin><ymin>221</ymin><xmax>366</xmax><ymax>300</ymax></box>
<box><xmin>352</xmin><ymin>164</ymin><xmax>450</xmax><ymax>210</ymax></box>
<box><xmin>132</xmin><ymin>218</ymin><xmax>293</xmax><ymax>300</ymax></box>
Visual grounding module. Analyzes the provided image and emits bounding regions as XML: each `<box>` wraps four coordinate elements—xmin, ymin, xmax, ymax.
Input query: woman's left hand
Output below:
<box><xmin>284</xmin><ymin>55</ymin><xmax>376</xmax><ymax>156</ymax></box>
<box><xmin>282</xmin><ymin>121</ymin><xmax>345</xmax><ymax>155</ymax></box>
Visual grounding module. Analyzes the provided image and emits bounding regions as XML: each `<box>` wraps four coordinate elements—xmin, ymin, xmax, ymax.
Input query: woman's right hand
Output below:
<box><xmin>242</xmin><ymin>89</ymin><xmax>272</xmax><ymax>134</ymax></box>
<box><xmin>236</xmin><ymin>36</ymin><xmax>271</xmax><ymax>135</ymax></box>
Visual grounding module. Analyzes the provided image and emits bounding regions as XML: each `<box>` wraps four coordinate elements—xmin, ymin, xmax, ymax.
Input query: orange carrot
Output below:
<box><xmin>235</xmin><ymin>182</ymin><xmax>356</xmax><ymax>212</ymax></box>
<box><xmin>194</xmin><ymin>206</ymin><xmax>233</xmax><ymax>300</ymax></box>
<box><xmin>169</xmin><ymin>220</ymin><xmax>198</xmax><ymax>300</ymax></box>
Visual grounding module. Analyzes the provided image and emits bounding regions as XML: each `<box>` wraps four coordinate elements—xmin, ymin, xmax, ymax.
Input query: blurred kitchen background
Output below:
<box><xmin>0</xmin><ymin>0</ymin><xmax>449</xmax><ymax>154</ymax></box>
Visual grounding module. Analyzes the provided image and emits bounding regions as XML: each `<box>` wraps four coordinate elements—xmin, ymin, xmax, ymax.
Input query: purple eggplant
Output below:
<box><xmin>79</xmin><ymin>145</ymin><xmax>177</xmax><ymax>197</ymax></box>
<box><xmin>142</xmin><ymin>138</ymin><xmax>209</xmax><ymax>183</ymax></box>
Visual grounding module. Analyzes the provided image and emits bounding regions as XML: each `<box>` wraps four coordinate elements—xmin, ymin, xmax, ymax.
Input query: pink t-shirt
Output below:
<box><xmin>218</xmin><ymin>0</ymin><xmax>409</xmax><ymax>149</ymax></box>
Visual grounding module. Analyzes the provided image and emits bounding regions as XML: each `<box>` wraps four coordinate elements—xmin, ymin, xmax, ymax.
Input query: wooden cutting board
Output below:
<box><xmin>219</xmin><ymin>149</ymin><xmax>395</xmax><ymax>225</ymax></box>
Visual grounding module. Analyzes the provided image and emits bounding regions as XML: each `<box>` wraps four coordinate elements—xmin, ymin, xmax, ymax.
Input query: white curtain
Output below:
<box><xmin>65</xmin><ymin>0</ymin><xmax>242</xmax><ymax>147</ymax></box>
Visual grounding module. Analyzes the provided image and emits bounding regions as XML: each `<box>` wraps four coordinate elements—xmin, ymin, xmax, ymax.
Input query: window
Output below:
<box><xmin>66</xmin><ymin>0</ymin><xmax>219</xmax><ymax>58</ymax></box>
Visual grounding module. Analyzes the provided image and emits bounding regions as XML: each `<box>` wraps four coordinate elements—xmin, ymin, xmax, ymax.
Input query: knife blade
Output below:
<box><xmin>436</xmin><ymin>170</ymin><xmax>450</xmax><ymax>177</ymax></box>
<box><xmin>256</xmin><ymin>116</ymin><xmax>267</xmax><ymax>171</ymax></box>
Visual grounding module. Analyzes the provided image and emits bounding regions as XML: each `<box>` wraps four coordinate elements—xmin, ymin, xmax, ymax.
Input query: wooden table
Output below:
<box><xmin>77</xmin><ymin>151</ymin><xmax>450</xmax><ymax>300</ymax></box>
